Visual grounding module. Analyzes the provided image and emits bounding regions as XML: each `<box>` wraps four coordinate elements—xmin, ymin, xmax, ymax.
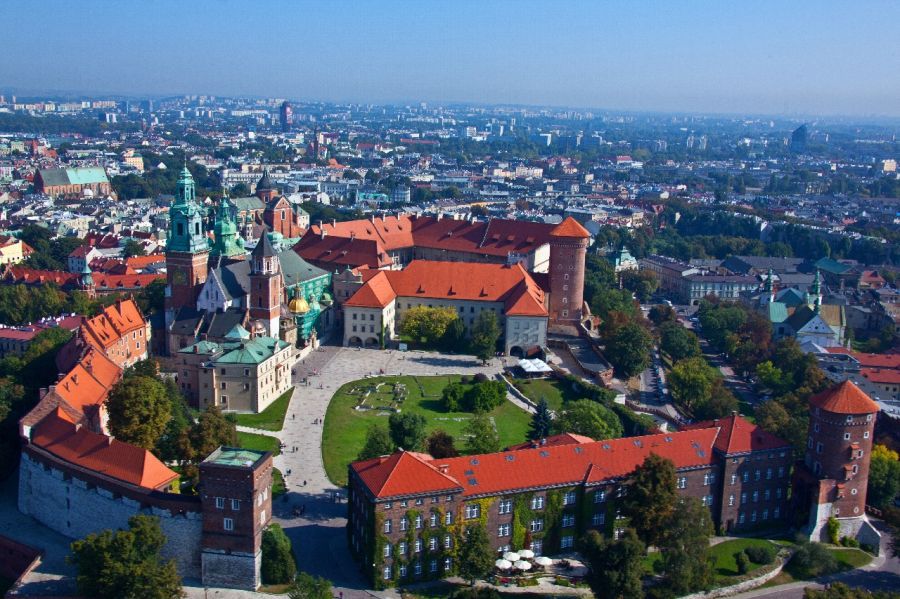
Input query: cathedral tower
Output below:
<box><xmin>211</xmin><ymin>195</ymin><xmax>245</xmax><ymax>261</ymax></box>
<box><xmin>547</xmin><ymin>217</ymin><xmax>591</xmax><ymax>328</ymax></box>
<box><xmin>249</xmin><ymin>234</ymin><xmax>282</xmax><ymax>338</ymax></box>
<box><xmin>165</xmin><ymin>166</ymin><xmax>210</xmax><ymax>331</ymax></box>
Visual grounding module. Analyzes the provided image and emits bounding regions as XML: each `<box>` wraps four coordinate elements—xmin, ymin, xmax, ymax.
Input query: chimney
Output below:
<box><xmin>321</xmin><ymin>229</ymin><xmax>327</xmax><ymax>240</ymax></box>
<box><xmin>332</xmin><ymin>218</ymin><xmax>337</xmax><ymax>227</ymax></box>
<box><xmin>437</xmin><ymin>464</ymin><xmax>449</xmax><ymax>474</ymax></box>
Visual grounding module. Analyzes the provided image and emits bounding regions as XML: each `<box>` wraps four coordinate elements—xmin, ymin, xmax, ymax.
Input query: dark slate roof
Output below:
<box><xmin>218</xmin><ymin>260</ymin><xmax>251</xmax><ymax>300</ymax></box>
<box><xmin>252</xmin><ymin>233</ymin><xmax>277</xmax><ymax>259</ymax></box>
<box><xmin>205</xmin><ymin>309</ymin><xmax>248</xmax><ymax>338</ymax></box>
<box><xmin>278</xmin><ymin>249</ymin><xmax>328</xmax><ymax>287</ymax></box>
<box><xmin>170</xmin><ymin>306</ymin><xmax>204</xmax><ymax>336</ymax></box>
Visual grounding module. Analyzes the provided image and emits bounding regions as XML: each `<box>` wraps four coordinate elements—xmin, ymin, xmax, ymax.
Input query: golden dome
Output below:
<box><xmin>289</xmin><ymin>296</ymin><xmax>310</xmax><ymax>314</ymax></box>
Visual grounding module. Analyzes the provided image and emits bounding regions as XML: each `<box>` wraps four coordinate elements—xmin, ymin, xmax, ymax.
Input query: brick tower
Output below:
<box><xmin>547</xmin><ymin>217</ymin><xmax>591</xmax><ymax>329</ymax></box>
<box><xmin>254</xmin><ymin>168</ymin><xmax>278</xmax><ymax>202</ymax></box>
<box><xmin>199</xmin><ymin>447</ymin><xmax>273</xmax><ymax>590</ymax></box>
<box><xmin>799</xmin><ymin>380</ymin><xmax>881</xmax><ymax>544</ymax></box>
<box><xmin>165</xmin><ymin>166</ymin><xmax>210</xmax><ymax>333</ymax></box>
<box><xmin>249</xmin><ymin>233</ymin><xmax>282</xmax><ymax>338</ymax></box>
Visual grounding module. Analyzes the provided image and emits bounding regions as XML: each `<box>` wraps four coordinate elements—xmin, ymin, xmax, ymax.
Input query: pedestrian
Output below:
<box><xmin>303</xmin><ymin>480</ymin><xmax>307</xmax><ymax>486</ymax></box>
<box><xmin>292</xmin><ymin>414</ymin><xmax>295</xmax><ymax>420</ymax></box>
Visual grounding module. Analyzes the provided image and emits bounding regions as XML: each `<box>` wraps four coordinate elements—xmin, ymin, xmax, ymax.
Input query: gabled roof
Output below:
<box><xmin>825</xmin><ymin>347</ymin><xmax>900</xmax><ymax>370</ymax></box>
<box><xmin>353</xmin><ymin>451</ymin><xmax>464</xmax><ymax>499</ymax></box>
<box><xmin>682</xmin><ymin>414</ymin><xmax>790</xmax><ymax>455</ymax></box>
<box><xmin>809</xmin><ymin>380</ymin><xmax>880</xmax><ymax>414</ymax></box>
<box><xmin>549</xmin><ymin>217</ymin><xmax>591</xmax><ymax>238</ymax></box>
<box><xmin>344</xmin><ymin>270</ymin><xmax>397</xmax><ymax>308</ymax></box>
<box><xmin>80</xmin><ymin>299</ymin><xmax>146</xmax><ymax>352</ymax></box>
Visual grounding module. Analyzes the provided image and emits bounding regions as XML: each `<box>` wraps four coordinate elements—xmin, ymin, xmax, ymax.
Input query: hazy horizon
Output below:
<box><xmin>3</xmin><ymin>0</ymin><xmax>898</xmax><ymax>118</ymax></box>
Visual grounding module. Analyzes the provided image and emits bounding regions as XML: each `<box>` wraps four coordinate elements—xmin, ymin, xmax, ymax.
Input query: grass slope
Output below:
<box><xmin>234</xmin><ymin>388</ymin><xmax>294</xmax><ymax>431</ymax></box>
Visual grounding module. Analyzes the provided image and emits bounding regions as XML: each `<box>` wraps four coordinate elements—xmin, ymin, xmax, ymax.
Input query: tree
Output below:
<box><xmin>441</xmin><ymin>317</ymin><xmax>467</xmax><ymax>352</ymax></box>
<box><xmin>123</xmin><ymin>239</ymin><xmax>145</xmax><ymax>258</ymax></box>
<box><xmin>388</xmin><ymin>412</ymin><xmax>427</xmax><ymax>451</ymax></box>
<box><xmin>400</xmin><ymin>306</ymin><xmax>458</xmax><ymax>348</ymax></box>
<box><xmin>358</xmin><ymin>424</ymin><xmax>395</xmax><ymax>460</ymax></box>
<box><xmin>580</xmin><ymin>529</ymin><xmax>646</xmax><ymax>599</ymax></box>
<box><xmin>441</xmin><ymin>382</ymin><xmax>467</xmax><ymax>411</ymax></box>
<box><xmin>648</xmin><ymin>304</ymin><xmax>677</xmax><ymax>325</ymax></box>
<box><xmin>658</xmin><ymin>497</ymin><xmax>715</xmax><ymax>595</ymax></box>
<box><xmin>659</xmin><ymin>321</ymin><xmax>701</xmax><ymax>361</ymax></box>
<box><xmin>457</xmin><ymin>525</ymin><xmax>494</xmax><ymax>585</ymax></box>
<box><xmin>106</xmin><ymin>375</ymin><xmax>171</xmax><ymax>450</ymax></box>
<box><xmin>137</xmin><ymin>278</ymin><xmax>166</xmax><ymax>316</ymax></box>
<box><xmin>261</xmin><ymin>524</ymin><xmax>296</xmax><ymax>584</ymax></box>
<box><xmin>288</xmin><ymin>571</ymin><xmax>333</xmax><ymax>599</ymax></box>
<box><xmin>68</xmin><ymin>515</ymin><xmax>183</xmax><ymax>599</ymax></box>
<box><xmin>605</xmin><ymin>321</ymin><xmax>653</xmax><ymax>378</ymax></box>
<box><xmin>790</xmin><ymin>541</ymin><xmax>839</xmax><ymax>578</ymax></box>
<box><xmin>528</xmin><ymin>398</ymin><xmax>552</xmax><ymax>440</ymax></box>
<box><xmin>668</xmin><ymin>357</ymin><xmax>736</xmax><ymax>418</ymax></box>
<box><xmin>470</xmin><ymin>311</ymin><xmax>501</xmax><ymax>363</ymax></box>
<box><xmin>468</xmin><ymin>380</ymin><xmax>505</xmax><ymax>413</ymax></box>
<box><xmin>868</xmin><ymin>445</ymin><xmax>900</xmax><ymax>509</ymax></box>
<box><xmin>553</xmin><ymin>399</ymin><xmax>623</xmax><ymax>440</ymax></box>
<box><xmin>622</xmin><ymin>454</ymin><xmax>677</xmax><ymax>547</ymax></box>
<box><xmin>621</xmin><ymin>270</ymin><xmax>659</xmax><ymax>302</ymax></box>
<box><xmin>465</xmin><ymin>412</ymin><xmax>500</xmax><ymax>454</ymax></box>
<box><xmin>190</xmin><ymin>405</ymin><xmax>238</xmax><ymax>460</ymax></box>
<box><xmin>426</xmin><ymin>429</ymin><xmax>459</xmax><ymax>458</ymax></box>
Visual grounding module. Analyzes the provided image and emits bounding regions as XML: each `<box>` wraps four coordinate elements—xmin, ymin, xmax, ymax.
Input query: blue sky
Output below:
<box><xmin>2</xmin><ymin>1</ymin><xmax>898</xmax><ymax>116</ymax></box>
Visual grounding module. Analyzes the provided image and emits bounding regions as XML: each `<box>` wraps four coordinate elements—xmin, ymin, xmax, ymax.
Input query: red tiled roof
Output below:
<box><xmin>294</xmin><ymin>235</ymin><xmax>392</xmax><ymax>269</ymax></box>
<box><xmin>809</xmin><ymin>380</ymin><xmax>880</xmax><ymax>414</ymax></box>
<box><xmin>81</xmin><ymin>299</ymin><xmax>146</xmax><ymax>353</ymax></box>
<box><xmin>861</xmin><ymin>368</ymin><xmax>900</xmax><ymax>385</ymax></box>
<box><xmin>549</xmin><ymin>217</ymin><xmax>591</xmax><ymax>239</ymax></box>
<box><xmin>31</xmin><ymin>413</ymin><xmax>177</xmax><ymax>489</ymax></box>
<box><xmin>682</xmin><ymin>414</ymin><xmax>791</xmax><ymax>454</ymax></box>
<box><xmin>506</xmin><ymin>433</ymin><xmax>595</xmax><ymax>451</ymax></box>
<box><xmin>4</xmin><ymin>267</ymin><xmax>77</xmax><ymax>286</ymax></box>
<box><xmin>352</xmin><ymin>426</ymin><xmax>737</xmax><ymax>500</ymax></box>
<box><xmin>344</xmin><ymin>261</ymin><xmax>547</xmax><ymax>317</ymax></box>
<box><xmin>825</xmin><ymin>347</ymin><xmax>900</xmax><ymax>370</ymax></box>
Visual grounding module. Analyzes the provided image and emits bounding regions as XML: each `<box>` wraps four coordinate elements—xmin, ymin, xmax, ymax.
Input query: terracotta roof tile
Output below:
<box><xmin>549</xmin><ymin>217</ymin><xmax>591</xmax><ymax>239</ymax></box>
<box><xmin>809</xmin><ymin>380</ymin><xmax>880</xmax><ymax>414</ymax></box>
<box><xmin>682</xmin><ymin>414</ymin><xmax>790</xmax><ymax>454</ymax></box>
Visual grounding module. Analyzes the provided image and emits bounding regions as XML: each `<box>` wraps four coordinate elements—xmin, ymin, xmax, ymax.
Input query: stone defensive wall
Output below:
<box><xmin>18</xmin><ymin>446</ymin><xmax>203</xmax><ymax>579</ymax></box>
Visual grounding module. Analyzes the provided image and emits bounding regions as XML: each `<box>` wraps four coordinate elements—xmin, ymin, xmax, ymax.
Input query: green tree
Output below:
<box><xmin>658</xmin><ymin>497</ymin><xmax>715</xmax><ymax>595</ymax></box>
<box><xmin>426</xmin><ymin>429</ymin><xmax>459</xmax><ymax>458</ymax></box>
<box><xmin>622</xmin><ymin>454</ymin><xmax>678</xmax><ymax>547</ymax></box>
<box><xmin>621</xmin><ymin>270</ymin><xmax>659</xmax><ymax>302</ymax></box>
<box><xmin>790</xmin><ymin>541</ymin><xmax>839</xmax><ymax>578</ymax></box>
<box><xmin>288</xmin><ymin>571</ymin><xmax>333</xmax><ymax>599</ymax></box>
<box><xmin>106</xmin><ymin>375</ymin><xmax>171</xmax><ymax>450</ymax></box>
<box><xmin>123</xmin><ymin>239</ymin><xmax>145</xmax><ymax>258</ymax></box>
<box><xmin>358</xmin><ymin>424</ymin><xmax>395</xmax><ymax>460</ymax></box>
<box><xmin>868</xmin><ymin>445</ymin><xmax>900</xmax><ymax>509</ymax></box>
<box><xmin>137</xmin><ymin>278</ymin><xmax>167</xmax><ymax>316</ymax></box>
<box><xmin>580</xmin><ymin>528</ymin><xmax>646</xmax><ymax>599</ymax></box>
<box><xmin>441</xmin><ymin>382</ymin><xmax>467</xmax><ymax>411</ymax></box>
<box><xmin>648</xmin><ymin>304</ymin><xmax>677</xmax><ymax>325</ymax></box>
<box><xmin>465</xmin><ymin>412</ymin><xmax>500</xmax><ymax>454</ymax></box>
<box><xmin>388</xmin><ymin>412</ymin><xmax>427</xmax><ymax>451</ymax></box>
<box><xmin>457</xmin><ymin>525</ymin><xmax>494</xmax><ymax>585</ymax></box>
<box><xmin>400</xmin><ymin>306</ymin><xmax>458</xmax><ymax>348</ymax></box>
<box><xmin>553</xmin><ymin>399</ymin><xmax>623</xmax><ymax>440</ymax></box>
<box><xmin>528</xmin><ymin>398</ymin><xmax>553</xmax><ymax>440</ymax></box>
<box><xmin>659</xmin><ymin>321</ymin><xmax>701</xmax><ymax>361</ymax></box>
<box><xmin>468</xmin><ymin>380</ymin><xmax>505</xmax><ymax>412</ymax></box>
<box><xmin>470</xmin><ymin>311</ymin><xmax>501</xmax><ymax>363</ymax></box>
<box><xmin>261</xmin><ymin>524</ymin><xmax>296</xmax><ymax>584</ymax></box>
<box><xmin>668</xmin><ymin>357</ymin><xmax>736</xmax><ymax>418</ymax></box>
<box><xmin>191</xmin><ymin>405</ymin><xmax>238</xmax><ymax>459</ymax></box>
<box><xmin>441</xmin><ymin>317</ymin><xmax>467</xmax><ymax>352</ymax></box>
<box><xmin>605</xmin><ymin>321</ymin><xmax>653</xmax><ymax>378</ymax></box>
<box><xmin>68</xmin><ymin>515</ymin><xmax>183</xmax><ymax>599</ymax></box>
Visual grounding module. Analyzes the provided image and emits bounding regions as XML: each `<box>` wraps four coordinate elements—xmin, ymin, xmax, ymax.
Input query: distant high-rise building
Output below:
<box><xmin>141</xmin><ymin>99</ymin><xmax>153</xmax><ymax>113</ymax></box>
<box><xmin>791</xmin><ymin>124</ymin><xmax>808</xmax><ymax>152</ymax></box>
<box><xmin>280</xmin><ymin>101</ymin><xmax>293</xmax><ymax>132</ymax></box>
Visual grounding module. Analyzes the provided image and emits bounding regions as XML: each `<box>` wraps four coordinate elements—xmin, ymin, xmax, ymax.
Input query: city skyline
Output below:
<box><xmin>2</xmin><ymin>0</ymin><xmax>899</xmax><ymax>118</ymax></box>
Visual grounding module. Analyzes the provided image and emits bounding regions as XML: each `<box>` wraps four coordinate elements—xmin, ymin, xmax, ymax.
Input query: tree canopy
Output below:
<box><xmin>465</xmin><ymin>412</ymin><xmax>500</xmax><ymax>454</ymax></box>
<box><xmin>622</xmin><ymin>453</ymin><xmax>677</xmax><ymax>547</ymax></box>
<box><xmin>261</xmin><ymin>523</ymin><xmax>296</xmax><ymax>584</ymax></box>
<box><xmin>659</xmin><ymin>321</ymin><xmax>701</xmax><ymax>361</ymax></box>
<box><xmin>868</xmin><ymin>445</ymin><xmax>900</xmax><ymax>510</ymax></box>
<box><xmin>400</xmin><ymin>306</ymin><xmax>459</xmax><ymax>348</ymax></box>
<box><xmin>470</xmin><ymin>311</ymin><xmax>501</xmax><ymax>363</ymax></box>
<box><xmin>580</xmin><ymin>528</ymin><xmax>646</xmax><ymax>599</ymax></box>
<box><xmin>657</xmin><ymin>497</ymin><xmax>715</xmax><ymax>595</ymax></box>
<box><xmin>668</xmin><ymin>357</ymin><xmax>738</xmax><ymax>419</ymax></box>
<box><xmin>553</xmin><ymin>399</ymin><xmax>623</xmax><ymax>440</ymax></box>
<box><xmin>106</xmin><ymin>374</ymin><xmax>172</xmax><ymax>451</ymax></box>
<box><xmin>388</xmin><ymin>411</ymin><xmax>427</xmax><ymax>451</ymax></box>
<box><xmin>288</xmin><ymin>572</ymin><xmax>333</xmax><ymax>599</ymax></box>
<box><xmin>457</xmin><ymin>525</ymin><xmax>495</xmax><ymax>585</ymax></box>
<box><xmin>605</xmin><ymin>321</ymin><xmax>653</xmax><ymax>378</ymax></box>
<box><xmin>358</xmin><ymin>424</ymin><xmax>395</xmax><ymax>460</ymax></box>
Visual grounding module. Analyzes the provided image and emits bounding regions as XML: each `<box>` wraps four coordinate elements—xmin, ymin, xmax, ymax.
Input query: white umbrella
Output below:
<box><xmin>503</xmin><ymin>551</ymin><xmax>520</xmax><ymax>562</ymax></box>
<box><xmin>495</xmin><ymin>559</ymin><xmax>512</xmax><ymax>570</ymax></box>
<box><xmin>514</xmin><ymin>560</ymin><xmax>532</xmax><ymax>570</ymax></box>
<box><xmin>519</xmin><ymin>549</ymin><xmax>535</xmax><ymax>559</ymax></box>
<box><xmin>534</xmin><ymin>556</ymin><xmax>553</xmax><ymax>566</ymax></box>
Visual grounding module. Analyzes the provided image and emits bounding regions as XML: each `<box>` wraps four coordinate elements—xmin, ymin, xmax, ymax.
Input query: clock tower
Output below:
<box><xmin>165</xmin><ymin>166</ymin><xmax>210</xmax><ymax>337</ymax></box>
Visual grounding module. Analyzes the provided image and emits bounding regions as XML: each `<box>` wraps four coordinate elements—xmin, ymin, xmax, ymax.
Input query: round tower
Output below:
<box><xmin>547</xmin><ymin>217</ymin><xmax>591</xmax><ymax>327</ymax></box>
<box><xmin>803</xmin><ymin>380</ymin><xmax>880</xmax><ymax>539</ymax></box>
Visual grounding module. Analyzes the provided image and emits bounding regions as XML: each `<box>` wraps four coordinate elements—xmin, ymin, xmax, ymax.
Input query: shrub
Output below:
<box><xmin>790</xmin><ymin>542</ymin><xmax>839</xmax><ymax>578</ymax></box>
<box><xmin>744</xmin><ymin>544</ymin><xmax>776</xmax><ymax>565</ymax></box>
<box><xmin>474</xmin><ymin>373</ymin><xmax>489</xmax><ymax>383</ymax></box>
<box><xmin>734</xmin><ymin>551</ymin><xmax>751</xmax><ymax>574</ymax></box>
<box><xmin>261</xmin><ymin>524</ymin><xmax>296</xmax><ymax>584</ymax></box>
<box><xmin>826</xmin><ymin>516</ymin><xmax>840</xmax><ymax>545</ymax></box>
<box><xmin>839</xmin><ymin>536</ymin><xmax>860</xmax><ymax>548</ymax></box>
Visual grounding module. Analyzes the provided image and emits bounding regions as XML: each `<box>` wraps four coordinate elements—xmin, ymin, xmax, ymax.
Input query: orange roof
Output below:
<box><xmin>826</xmin><ymin>347</ymin><xmax>900</xmax><ymax>370</ymax></box>
<box><xmin>809</xmin><ymin>380</ymin><xmax>880</xmax><ymax>414</ymax></box>
<box><xmin>344</xmin><ymin>261</ymin><xmax>547</xmax><ymax>317</ymax></box>
<box><xmin>682</xmin><ymin>414</ymin><xmax>791</xmax><ymax>455</ymax></box>
<box><xmin>81</xmin><ymin>299</ymin><xmax>146</xmax><ymax>352</ymax></box>
<box><xmin>352</xmin><ymin>426</ymin><xmax>734</xmax><ymax>500</ymax></box>
<box><xmin>549</xmin><ymin>217</ymin><xmax>591</xmax><ymax>239</ymax></box>
<box><xmin>31</xmin><ymin>413</ymin><xmax>177</xmax><ymax>489</ymax></box>
<box><xmin>861</xmin><ymin>368</ymin><xmax>900</xmax><ymax>385</ymax></box>
<box><xmin>51</xmin><ymin>348</ymin><xmax>121</xmax><ymax>413</ymax></box>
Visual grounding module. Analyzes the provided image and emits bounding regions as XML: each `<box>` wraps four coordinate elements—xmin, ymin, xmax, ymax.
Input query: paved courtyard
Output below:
<box><xmin>244</xmin><ymin>344</ymin><xmax>514</xmax><ymax>596</ymax></box>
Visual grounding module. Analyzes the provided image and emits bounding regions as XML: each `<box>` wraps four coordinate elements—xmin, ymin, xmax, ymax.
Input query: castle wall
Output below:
<box><xmin>18</xmin><ymin>451</ymin><xmax>203</xmax><ymax>579</ymax></box>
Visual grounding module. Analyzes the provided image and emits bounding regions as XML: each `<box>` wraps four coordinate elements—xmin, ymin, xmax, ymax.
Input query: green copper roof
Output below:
<box><xmin>224</xmin><ymin>324</ymin><xmax>251</xmax><ymax>340</ymax></box>
<box><xmin>178</xmin><ymin>340</ymin><xmax>222</xmax><ymax>355</ymax></box>
<box><xmin>204</xmin><ymin>447</ymin><xmax>268</xmax><ymax>468</ymax></box>
<box><xmin>212</xmin><ymin>196</ymin><xmax>245</xmax><ymax>258</ymax></box>
<box><xmin>214</xmin><ymin>336</ymin><xmax>289</xmax><ymax>364</ymax></box>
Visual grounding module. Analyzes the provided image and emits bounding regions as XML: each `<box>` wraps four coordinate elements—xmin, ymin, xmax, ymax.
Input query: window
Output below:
<box><xmin>399</xmin><ymin>564</ymin><xmax>407</xmax><ymax>578</ymax></box>
<box><xmin>429</xmin><ymin>537</ymin><xmax>437</xmax><ymax>551</ymax></box>
<box><xmin>864</xmin><ymin>431</ymin><xmax>870</xmax><ymax>439</ymax></box>
<box><xmin>762</xmin><ymin>509</ymin><xmax>769</xmax><ymax>521</ymax></box>
<box><xmin>383</xmin><ymin>566</ymin><xmax>391</xmax><ymax>580</ymax></box>
<box><xmin>614</xmin><ymin>528</ymin><xmax>625</xmax><ymax>540</ymax></box>
<box><xmin>561</xmin><ymin>535</ymin><xmax>575</xmax><ymax>549</ymax></box>
<box><xmin>774</xmin><ymin>507</ymin><xmax>781</xmax><ymax>519</ymax></box>
<box><xmin>530</xmin><ymin>519</ymin><xmax>544</xmax><ymax>532</ymax></box>
<box><xmin>498</xmin><ymin>523</ymin><xmax>511</xmax><ymax>537</ymax></box>
<box><xmin>398</xmin><ymin>541</ymin><xmax>407</xmax><ymax>555</ymax></box>
<box><xmin>464</xmin><ymin>504</ymin><xmax>480</xmax><ymax>519</ymax></box>
<box><xmin>444</xmin><ymin>535</ymin><xmax>452</xmax><ymax>549</ymax></box>
<box><xmin>215</xmin><ymin>497</ymin><xmax>225</xmax><ymax>509</ymax></box>
<box><xmin>531</xmin><ymin>495</ymin><xmax>545</xmax><ymax>510</ymax></box>
<box><xmin>730</xmin><ymin>474</ymin><xmax>737</xmax><ymax>485</ymax></box>
<box><xmin>765</xmin><ymin>489</ymin><xmax>771</xmax><ymax>501</ymax></box>
<box><xmin>753</xmin><ymin>491</ymin><xmax>759</xmax><ymax>503</ymax></box>
<box><xmin>751</xmin><ymin>511</ymin><xmax>757</xmax><ymax>523</ymax></box>
<box><xmin>414</xmin><ymin>561</ymin><xmax>422</xmax><ymax>575</ymax></box>
<box><xmin>677</xmin><ymin>477</ymin><xmax>687</xmax><ymax>489</ymax></box>
<box><xmin>563</xmin><ymin>491</ymin><xmax>577</xmax><ymax>506</ymax></box>
<box><xmin>244</xmin><ymin>368</ymin><xmax>250</xmax><ymax>377</ymax></box>
<box><xmin>739</xmin><ymin>513</ymin><xmax>745</xmax><ymax>525</ymax></box>
<box><xmin>778</xmin><ymin>466</ymin><xmax>785</xmax><ymax>478</ymax></box>
<box><xmin>703</xmin><ymin>473</ymin><xmax>711</xmax><ymax>486</ymax></box>
<box><xmin>741</xmin><ymin>492</ymin><xmax>747</xmax><ymax>504</ymax></box>
<box><xmin>728</xmin><ymin>494</ymin><xmax>735</xmax><ymax>506</ymax></box>
<box><xmin>415</xmin><ymin>515</ymin><xmax>423</xmax><ymax>529</ymax></box>
<box><xmin>384</xmin><ymin>519</ymin><xmax>392</xmax><ymax>534</ymax></box>
<box><xmin>445</xmin><ymin>511</ymin><xmax>453</xmax><ymax>525</ymax></box>
<box><xmin>844</xmin><ymin>432</ymin><xmax>851</xmax><ymax>441</ymax></box>
<box><xmin>755</xmin><ymin>469</ymin><xmax>761</xmax><ymax>481</ymax></box>
<box><xmin>498</xmin><ymin>499</ymin><xmax>512</xmax><ymax>514</ymax></box>
<box><xmin>592</xmin><ymin>513</ymin><xmax>605</xmax><ymax>526</ymax></box>
<box><xmin>532</xmin><ymin>539</ymin><xmax>543</xmax><ymax>555</ymax></box>
<box><xmin>743</xmin><ymin>472</ymin><xmax>749</xmax><ymax>483</ymax></box>
<box><xmin>430</xmin><ymin>512</ymin><xmax>438</xmax><ymax>527</ymax></box>
<box><xmin>776</xmin><ymin>487</ymin><xmax>783</xmax><ymax>499</ymax></box>
<box><xmin>444</xmin><ymin>557</ymin><xmax>452</xmax><ymax>571</ymax></box>
<box><xmin>400</xmin><ymin>518</ymin><xmax>408</xmax><ymax>532</ymax></box>
<box><xmin>231</xmin><ymin>499</ymin><xmax>240</xmax><ymax>511</ymax></box>
<box><xmin>384</xmin><ymin>544</ymin><xmax>392</xmax><ymax>558</ymax></box>
<box><xmin>414</xmin><ymin>539</ymin><xmax>422</xmax><ymax>553</ymax></box>
<box><xmin>594</xmin><ymin>490</ymin><xmax>606</xmax><ymax>503</ymax></box>
<box><xmin>430</xmin><ymin>559</ymin><xmax>438</xmax><ymax>573</ymax></box>
<box><xmin>223</xmin><ymin>517</ymin><xmax>233</xmax><ymax>531</ymax></box>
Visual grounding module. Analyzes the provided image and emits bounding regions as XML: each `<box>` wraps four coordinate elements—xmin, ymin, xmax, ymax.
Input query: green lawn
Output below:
<box><xmin>765</xmin><ymin>546</ymin><xmax>873</xmax><ymax>587</ymax></box>
<box><xmin>832</xmin><ymin>548</ymin><xmax>873</xmax><ymax>570</ymax></box>
<box><xmin>323</xmin><ymin>375</ymin><xmax>532</xmax><ymax>486</ymax></box>
<box><xmin>512</xmin><ymin>377</ymin><xmax>580</xmax><ymax>411</ymax></box>
<box><xmin>234</xmin><ymin>388</ymin><xmax>294</xmax><ymax>431</ymax></box>
<box><xmin>709</xmin><ymin>538</ymin><xmax>778</xmax><ymax>577</ymax></box>
<box><xmin>237</xmin><ymin>431</ymin><xmax>281</xmax><ymax>456</ymax></box>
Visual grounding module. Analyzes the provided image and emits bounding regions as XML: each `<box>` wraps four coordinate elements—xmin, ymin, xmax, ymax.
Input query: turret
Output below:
<box><xmin>547</xmin><ymin>217</ymin><xmax>591</xmax><ymax>327</ymax></box>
